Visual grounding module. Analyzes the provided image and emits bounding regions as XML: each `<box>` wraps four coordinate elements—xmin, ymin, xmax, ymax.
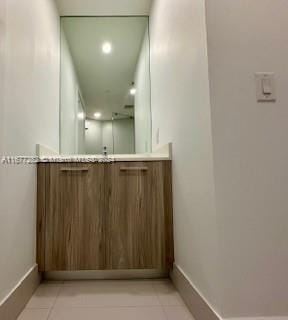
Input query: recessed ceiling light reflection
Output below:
<box><xmin>130</xmin><ymin>87</ymin><xmax>136</xmax><ymax>95</ymax></box>
<box><xmin>94</xmin><ymin>112</ymin><xmax>102</xmax><ymax>119</ymax></box>
<box><xmin>78</xmin><ymin>112</ymin><xmax>85</xmax><ymax>119</ymax></box>
<box><xmin>102</xmin><ymin>42</ymin><xmax>112</xmax><ymax>54</ymax></box>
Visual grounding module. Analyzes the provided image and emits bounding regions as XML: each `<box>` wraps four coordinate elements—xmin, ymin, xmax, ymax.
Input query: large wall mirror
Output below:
<box><xmin>60</xmin><ymin>16</ymin><xmax>152</xmax><ymax>155</ymax></box>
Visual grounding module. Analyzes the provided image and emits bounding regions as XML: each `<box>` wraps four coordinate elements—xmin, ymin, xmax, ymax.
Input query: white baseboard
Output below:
<box><xmin>228</xmin><ymin>318</ymin><xmax>288</xmax><ymax>320</ymax></box>
<box><xmin>170</xmin><ymin>264</ymin><xmax>221</xmax><ymax>320</ymax></box>
<box><xmin>171</xmin><ymin>264</ymin><xmax>288</xmax><ymax>320</ymax></box>
<box><xmin>0</xmin><ymin>264</ymin><xmax>41</xmax><ymax>320</ymax></box>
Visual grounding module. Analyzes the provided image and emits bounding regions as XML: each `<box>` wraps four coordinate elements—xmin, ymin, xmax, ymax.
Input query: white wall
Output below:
<box><xmin>206</xmin><ymin>0</ymin><xmax>288</xmax><ymax>317</ymax></box>
<box><xmin>113</xmin><ymin>118</ymin><xmax>135</xmax><ymax>154</ymax></box>
<box><xmin>0</xmin><ymin>0</ymin><xmax>5</xmax><ymax>157</ymax></box>
<box><xmin>55</xmin><ymin>0</ymin><xmax>152</xmax><ymax>16</ymax></box>
<box><xmin>0</xmin><ymin>0</ymin><xmax>59</xmax><ymax>304</ymax></box>
<box><xmin>134</xmin><ymin>28</ymin><xmax>152</xmax><ymax>154</ymax></box>
<box><xmin>76</xmin><ymin>97</ymin><xmax>86</xmax><ymax>154</ymax></box>
<box><xmin>60</xmin><ymin>27</ymin><xmax>80</xmax><ymax>155</ymax></box>
<box><xmin>102</xmin><ymin>121</ymin><xmax>114</xmax><ymax>154</ymax></box>
<box><xmin>149</xmin><ymin>0</ymin><xmax>220</xmax><ymax>313</ymax></box>
<box><xmin>85</xmin><ymin>119</ymin><xmax>135</xmax><ymax>154</ymax></box>
<box><xmin>150</xmin><ymin>0</ymin><xmax>288</xmax><ymax>317</ymax></box>
<box><xmin>0</xmin><ymin>1</ymin><xmax>6</xmax><ymax>300</ymax></box>
<box><xmin>60</xmin><ymin>27</ymin><xmax>86</xmax><ymax>155</ymax></box>
<box><xmin>85</xmin><ymin>119</ymin><xmax>103</xmax><ymax>154</ymax></box>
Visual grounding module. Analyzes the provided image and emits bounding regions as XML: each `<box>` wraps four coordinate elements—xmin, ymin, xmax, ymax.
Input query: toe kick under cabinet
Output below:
<box><xmin>37</xmin><ymin>161</ymin><xmax>174</xmax><ymax>272</ymax></box>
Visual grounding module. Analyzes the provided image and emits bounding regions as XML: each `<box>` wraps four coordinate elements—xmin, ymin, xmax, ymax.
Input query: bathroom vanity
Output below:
<box><xmin>35</xmin><ymin>15</ymin><xmax>174</xmax><ymax>276</ymax></box>
<box><xmin>37</xmin><ymin>154</ymin><xmax>174</xmax><ymax>273</ymax></box>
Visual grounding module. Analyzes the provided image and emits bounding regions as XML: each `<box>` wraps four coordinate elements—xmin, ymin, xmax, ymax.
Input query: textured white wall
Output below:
<box><xmin>0</xmin><ymin>0</ymin><xmax>59</xmax><ymax>303</ymax></box>
<box><xmin>206</xmin><ymin>0</ymin><xmax>288</xmax><ymax>317</ymax></box>
<box><xmin>134</xmin><ymin>28</ymin><xmax>152</xmax><ymax>154</ymax></box>
<box><xmin>149</xmin><ymin>0</ymin><xmax>220</xmax><ymax>313</ymax></box>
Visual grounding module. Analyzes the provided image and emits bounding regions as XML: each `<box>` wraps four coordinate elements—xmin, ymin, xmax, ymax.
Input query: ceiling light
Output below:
<box><xmin>130</xmin><ymin>87</ymin><xmax>136</xmax><ymax>95</ymax></box>
<box><xmin>78</xmin><ymin>112</ymin><xmax>85</xmax><ymax>120</ymax></box>
<box><xmin>129</xmin><ymin>82</ymin><xmax>136</xmax><ymax>96</ymax></box>
<box><xmin>94</xmin><ymin>112</ymin><xmax>102</xmax><ymax>119</ymax></box>
<box><xmin>102</xmin><ymin>42</ymin><xmax>112</xmax><ymax>54</ymax></box>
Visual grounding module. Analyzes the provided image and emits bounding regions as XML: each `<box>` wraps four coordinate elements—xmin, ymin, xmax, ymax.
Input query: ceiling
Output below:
<box><xmin>55</xmin><ymin>0</ymin><xmax>153</xmax><ymax>16</ymax></box>
<box><xmin>62</xmin><ymin>17</ymin><xmax>148</xmax><ymax>120</ymax></box>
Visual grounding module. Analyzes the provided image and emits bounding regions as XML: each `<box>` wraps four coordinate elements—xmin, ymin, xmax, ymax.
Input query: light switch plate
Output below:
<box><xmin>255</xmin><ymin>72</ymin><xmax>276</xmax><ymax>102</ymax></box>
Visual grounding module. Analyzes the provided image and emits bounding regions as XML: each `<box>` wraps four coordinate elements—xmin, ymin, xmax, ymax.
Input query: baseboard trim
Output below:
<box><xmin>0</xmin><ymin>264</ymin><xmax>41</xmax><ymax>320</ymax></box>
<box><xmin>170</xmin><ymin>264</ymin><xmax>221</xmax><ymax>320</ymax></box>
<box><xmin>228</xmin><ymin>318</ymin><xmax>288</xmax><ymax>320</ymax></box>
<box><xmin>44</xmin><ymin>269</ymin><xmax>168</xmax><ymax>281</ymax></box>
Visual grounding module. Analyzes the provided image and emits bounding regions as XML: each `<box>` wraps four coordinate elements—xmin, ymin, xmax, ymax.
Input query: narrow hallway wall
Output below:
<box><xmin>0</xmin><ymin>0</ymin><xmax>60</xmax><ymax>304</ymax></box>
<box><xmin>206</xmin><ymin>0</ymin><xmax>288</xmax><ymax>317</ymax></box>
<box><xmin>150</xmin><ymin>0</ymin><xmax>288</xmax><ymax>318</ymax></box>
<box><xmin>149</xmin><ymin>0</ymin><xmax>220</xmax><ymax>314</ymax></box>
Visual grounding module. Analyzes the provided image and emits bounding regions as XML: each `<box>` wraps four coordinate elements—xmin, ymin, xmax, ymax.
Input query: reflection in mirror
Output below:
<box><xmin>60</xmin><ymin>17</ymin><xmax>151</xmax><ymax>155</ymax></box>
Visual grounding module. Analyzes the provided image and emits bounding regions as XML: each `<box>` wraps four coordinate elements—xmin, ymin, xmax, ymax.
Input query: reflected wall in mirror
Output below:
<box><xmin>60</xmin><ymin>17</ymin><xmax>152</xmax><ymax>155</ymax></box>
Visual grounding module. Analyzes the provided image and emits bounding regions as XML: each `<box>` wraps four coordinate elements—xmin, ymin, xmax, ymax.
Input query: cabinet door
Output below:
<box><xmin>45</xmin><ymin>164</ymin><xmax>105</xmax><ymax>271</ymax></box>
<box><xmin>105</xmin><ymin>162</ymin><xmax>172</xmax><ymax>270</ymax></box>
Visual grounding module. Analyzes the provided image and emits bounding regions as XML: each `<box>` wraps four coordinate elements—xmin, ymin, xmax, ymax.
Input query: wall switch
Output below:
<box><xmin>255</xmin><ymin>73</ymin><xmax>276</xmax><ymax>102</ymax></box>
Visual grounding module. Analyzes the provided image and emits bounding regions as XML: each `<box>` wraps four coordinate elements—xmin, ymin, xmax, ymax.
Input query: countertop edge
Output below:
<box><xmin>36</xmin><ymin>143</ymin><xmax>172</xmax><ymax>163</ymax></box>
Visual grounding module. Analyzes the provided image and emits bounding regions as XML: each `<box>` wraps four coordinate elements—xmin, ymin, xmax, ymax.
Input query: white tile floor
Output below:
<box><xmin>17</xmin><ymin>279</ymin><xmax>195</xmax><ymax>320</ymax></box>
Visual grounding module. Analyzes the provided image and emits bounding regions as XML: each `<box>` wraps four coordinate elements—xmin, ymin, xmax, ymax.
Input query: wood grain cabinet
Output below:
<box><xmin>37</xmin><ymin>161</ymin><xmax>174</xmax><ymax>272</ymax></box>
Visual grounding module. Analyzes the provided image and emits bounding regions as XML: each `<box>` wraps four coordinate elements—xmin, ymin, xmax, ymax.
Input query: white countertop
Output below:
<box><xmin>36</xmin><ymin>143</ymin><xmax>172</xmax><ymax>162</ymax></box>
